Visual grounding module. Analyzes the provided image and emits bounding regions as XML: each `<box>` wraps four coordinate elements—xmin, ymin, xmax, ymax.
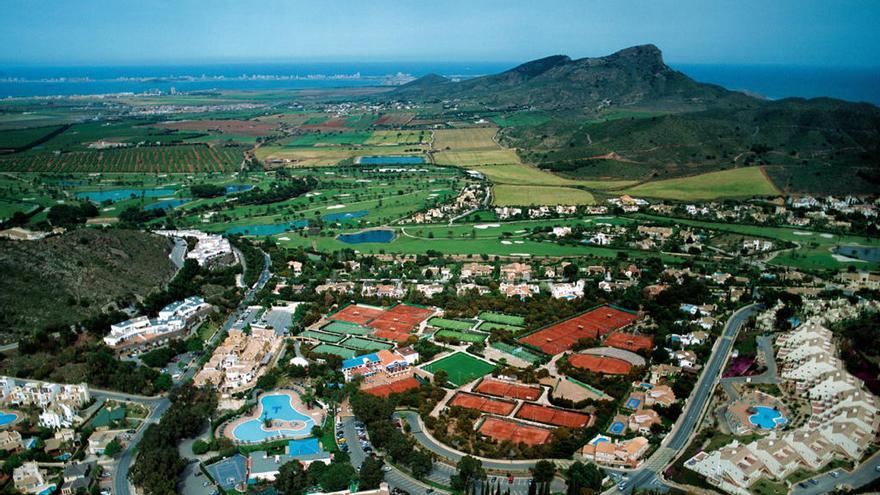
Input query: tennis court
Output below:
<box><xmin>342</xmin><ymin>337</ymin><xmax>394</xmax><ymax>351</ymax></box>
<box><xmin>300</xmin><ymin>330</ymin><xmax>344</xmax><ymax>343</ymax></box>
<box><xmin>363</xmin><ymin>377</ymin><xmax>421</xmax><ymax>397</ymax></box>
<box><xmin>311</xmin><ymin>344</ymin><xmax>357</xmax><ymax>359</ymax></box>
<box><xmin>479</xmin><ymin>312</ymin><xmax>525</xmax><ymax>326</ymax></box>
<box><xmin>515</xmin><ymin>403</ymin><xmax>591</xmax><ymax>428</ymax></box>
<box><xmin>428</xmin><ymin>317</ymin><xmax>476</xmax><ymax>331</ymax></box>
<box><xmin>478</xmin><ymin>417</ymin><xmax>551</xmax><ymax>446</ymax></box>
<box><xmin>205</xmin><ymin>454</ymin><xmax>247</xmax><ymax>490</ymax></box>
<box><xmin>321</xmin><ymin>321</ymin><xmax>374</xmax><ymax>336</ymax></box>
<box><xmin>491</xmin><ymin>341</ymin><xmax>544</xmax><ymax>364</ymax></box>
<box><xmin>474</xmin><ymin>377</ymin><xmax>542</xmax><ymax>401</ymax></box>
<box><xmin>568</xmin><ymin>354</ymin><xmax>633</xmax><ymax>375</ymax></box>
<box><xmin>435</xmin><ymin>329</ymin><xmax>488</xmax><ymax>343</ymax></box>
<box><xmin>519</xmin><ymin>305</ymin><xmax>639</xmax><ymax>355</ymax></box>
<box><xmin>448</xmin><ymin>392</ymin><xmax>517</xmax><ymax>415</ymax></box>
<box><xmin>421</xmin><ymin>352</ymin><xmax>496</xmax><ymax>386</ymax></box>
<box><xmin>479</xmin><ymin>321</ymin><xmax>525</xmax><ymax>333</ymax></box>
<box><xmin>330</xmin><ymin>304</ymin><xmax>385</xmax><ymax>325</ymax></box>
<box><xmin>604</xmin><ymin>331</ymin><xmax>654</xmax><ymax>352</ymax></box>
<box><xmin>369</xmin><ymin>304</ymin><xmax>435</xmax><ymax>341</ymax></box>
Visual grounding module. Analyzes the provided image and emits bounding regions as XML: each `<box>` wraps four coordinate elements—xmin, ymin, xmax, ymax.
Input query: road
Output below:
<box><xmin>114</xmin><ymin>249</ymin><xmax>272</xmax><ymax>495</ymax></box>
<box><xmin>609</xmin><ymin>304</ymin><xmax>757</xmax><ymax>494</ymax></box>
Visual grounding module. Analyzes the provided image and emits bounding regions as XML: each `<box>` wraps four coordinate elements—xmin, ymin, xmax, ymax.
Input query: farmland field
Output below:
<box><xmin>156</xmin><ymin>119</ymin><xmax>277</xmax><ymax>136</ymax></box>
<box><xmin>470</xmin><ymin>163</ymin><xmax>636</xmax><ymax>189</ymax></box>
<box><xmin>364</xmin><ymin>130</ymin><xmax>431</xmax><ymax>146</ymax></box>
<box><xmin>491</xmin><ymin>112</ymin><xmax>552</xmax><ymax>128</ymax></box>
<box><xmin>0</xmin><ymin>125</ymin><xmax>65</xmax><ymax>150</ymax></box>
<box><xmin>256</xmin><ymin>144</ymin><xmax>427</xmax><ymax>167</ymax></box>
<box><xmin>286</xmin><ymin>132</ymin><xmax>371</xmax><ymax>147</ymax></box>
<box><xmin>433</xmin><ymin>149</ymin><xmax>521</xmax><ymax>167</ymax></box>
<box><xmin>421</xmin><ymin>352</ymin><xmax>495</xmax><ymax>386</ymax></box>
<box><xmin>492</xmin><ymin>184</ymin><xmax>595</xmax><ymax>205</ymax></box>
<box><xmin>0</xmin><ymin>145</ymin><xmax>245</xmax><ymax>173</ymax></box>
<box><xmin>432</xmin><ymin>127</ymin><xmax>499</xmax><ymax>150</ymax></box>
<box><xmin>620</xmin><ymin>167</ymin><xmax>780</xmax><ymax>200</ymax></box>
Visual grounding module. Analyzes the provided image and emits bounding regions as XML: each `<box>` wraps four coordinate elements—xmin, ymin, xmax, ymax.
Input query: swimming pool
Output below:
<box><xmin>625</xmin><ymin>397</ymin><xmax>642</xmax><ymax>409</ymax></box>
<box><xmin>231</xmin><ymin>393</ymin><xmax>316</xmax><ymax>443</ymax></box>
<box><xmin>0</xmin><ymin>412</ymin><xmax>17</xmax><ymax>427</ymax></box>
<box><xmin>608</xmin><ymin>421</ymin><xmax>626</xmax><ymax>435</ymax></box>
<box><xmin>749</xmin><ymin>406</ymin><xmax>787</xmax><ymax>429</ymax></box>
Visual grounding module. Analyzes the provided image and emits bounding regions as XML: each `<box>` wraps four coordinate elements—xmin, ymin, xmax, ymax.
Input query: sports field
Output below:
<box><xmin>448</xmin><ymin>392</ymin><xmax>517</xmax><ymax>415</ymax></box>
<box><xmin>479</xmin><ymin>312</ymin><xmax>525</xmax><ymax>326</ymax></box>
<box><xmin>428</xmin><ymin>317</ymin><xmax>475</xmax><ymax>331</ymax></box>
<box><xmin>434</xmin><ymin>329</ymin><xmax>488</xmax><ymax>343</ymax></box>
<box><xmin>567</xmin><ymin>354</ymin><xmax>633</xmax><ymax>375</ymax></box>
<box><xmin>490</xmin><ymin>342</ymin><xmax>544</xmax><ymax>364</ymax></box>
<box><xmin>300</xmin><ymin>330</ymin><xmax>344</xmax><ymax>343</ymax></box>
<box><xmin>477</xmin><ymin>417</ymin><xmax>551</xmax><ymax>446</ymax></box>
<box><xmin>493</xmin><ymin>184</ymin><xmax>595</xmax><ymax>205</ymax></box>
<box><xmin>474</xmin><ymin>377</ymin><xmax>542</xmax><ymax>400</ymax></box>
<box><xmin>478</xmin><ymin>322</ymin><xmax>525</xmax><ymax>333</ymax></box>
<box><xmin>363</xmin><ymin>377</ymin><xmax>422</xmax><ymax>397</ymax></box>
<box><xmin>320</xmin><ymin>321</ymin><xmax>374</xmax><ymax>336</ymax></box>
<box><xmin>422</xmin><ymin>352</ymin><xmax>496</xmax><ymax>386</ymax></box>
<box><xmin>620</xmin><ymin>167</ymin><xmax>780</xmax><ymax>200</ymax></box>
<box><xmin>514</xmin><ymin>403</ymin><xmax>592</xmax><ymax>428</ymax></box>
<box><xmin>342</xmin><ymin>337</ymin><xmax>394</xmax><ymax>351</ymax></box>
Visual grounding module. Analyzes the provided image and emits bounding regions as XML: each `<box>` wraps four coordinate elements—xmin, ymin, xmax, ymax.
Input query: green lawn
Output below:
<box><xmin>428</xmin><ymin>317</ymin><xmax>476</xmax><ymax>331</ymax></box>
<box><xmin>421</xmin><ymin>352</ymin><xmax>496</xmax><ymax>386</ymax></box>
<box><xmin>479</xmin><ymin>312</ymin><xmax>525</xmax><ymax>326</ymax></box>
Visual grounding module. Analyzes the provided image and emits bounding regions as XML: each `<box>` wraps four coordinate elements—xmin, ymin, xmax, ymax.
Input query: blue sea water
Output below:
<box><xmin>0</xmin><ymin>62</ymin><xmax>876</xmax><ymax>104</ymax></box>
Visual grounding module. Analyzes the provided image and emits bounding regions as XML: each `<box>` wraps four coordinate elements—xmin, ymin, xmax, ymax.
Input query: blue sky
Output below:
<box><xmin>1</xmin><ymin>0</ymin><xmax>878</xmax><ymax>66</ymax></box>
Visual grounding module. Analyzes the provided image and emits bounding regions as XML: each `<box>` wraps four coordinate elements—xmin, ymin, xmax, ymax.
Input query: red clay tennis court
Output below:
<box><xmin>449</xmin><ymin>392</ymin><xmax>517</xmax><ymax>415</ymax></box>
<box><xmin>478</xmin><ymin>417</ymin><xmax>552</xmax><ymax>446</ymax></box>
<box><xmin>369</xmin><ymin>304</ymin><xmax>434</xmax><ymax>341</ymax></box>
<box><xmin>568</xmin><ymin>354</ymin><xmax>633</xmax><ymax>375</ymax></box>
<box><xmin>518</xmin><ymin>305</ymin><xmax>639</xmax><ymax>355</ymax></box>
<box><xmin>515</xmin><ymin>403</ymin><xmax>592</xmax><ymax>428</ymax></box>
<box><xmin>474</xmin><ymin>378</ymin><xmax>542</xmax><ymax>401</ymax></box>
<box><xmin>604</xmin><ymin>332</ymin><xmax>654</xmax><ymax>352</ymax></box>
<box><xmin>330</xmin><ymin>304</ymin><xmax>385</xmax><ymax>326</ymax></box>
<box><xmin>363</xmin><ymin>377</ymin><xmax>421</xmax><ymax>397</ymax></box>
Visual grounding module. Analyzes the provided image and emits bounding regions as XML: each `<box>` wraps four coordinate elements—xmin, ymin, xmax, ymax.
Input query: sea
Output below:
<box><xmin>0</xmin><ymin>61</ymin><xmax>878</xmax><ymax>105</ymax></box>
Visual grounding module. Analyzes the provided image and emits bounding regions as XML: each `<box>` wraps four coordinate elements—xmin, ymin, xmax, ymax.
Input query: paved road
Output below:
<box><xmin>114</xmin><ymin>250</ymin><xmax>272</xmax><ymax>495</ymax></box>
<box><xmin>170</xmin><ymin>237</ymin><xmax>187</xmax><ymax>269</ymax></box>
<box><xmin>791</xmin><ymin>452</ymin><xmax>880</xmax><ymax>495</ymax></box>
<box><xmin>610</xmin><ymin>304</ymin><xmax>757</xmax><ymax>494</ymax></box>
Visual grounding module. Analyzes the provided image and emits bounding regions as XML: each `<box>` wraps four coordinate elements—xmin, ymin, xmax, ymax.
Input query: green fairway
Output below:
<box><xmin>434</xmin><ymin>329</ymin><xmax>488</xmax><ymax>343</ymax></box>
<box><xmin>479</xmin><ymin>312</ymin><xmax>526</xmax><ymax>326</ymax></box>
<box><xmin>421</xmin><ymin>352</ymin><xmax>496</xmax><ymax>386</ymax></box>
<box><xmin>428</xmin><ymin>317</ymin><xmax>476</xmax><ymax>331</ymax></box>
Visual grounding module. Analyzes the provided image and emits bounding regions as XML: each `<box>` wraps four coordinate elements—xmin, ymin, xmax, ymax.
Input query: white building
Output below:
<box><xmin>103</xmin><ymin>296</ymin><xmax>211</xmax><ymax>349</ymax></box>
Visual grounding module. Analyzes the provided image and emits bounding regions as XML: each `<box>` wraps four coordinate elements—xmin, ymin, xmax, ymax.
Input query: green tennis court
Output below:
<box><xmin>321</xmin><ymin>321</ymin><xmax>374</xmax><ymax>336</ymax></box>
<box><xmin>435</xmin><ymin>329</ymin><xmax>487</xmax><ymax>344</ymax></box>
<box><xmin>491</xmin><ymin>341</ymin><xmax>544</xmax><ymax>364</ymax></box>
<box><xmin>428</xmin><ymin>317</ymin><xmax>476</xmax><ymax>331</ymax></box>
<box><xmin>422</xmin><ymin>352</ymin><xmax>495</xmax><ymax>386</ymax></box>
<box><xmin>479</xmin><ymin>312</ymin><xmax>525</xmax><ymax>326</ymax></box>
<box><xmin>478</xmin><ymin>321</ymin><xmax>525</xmax><ymax>333</ymax></box>
<box><xmin>343</xmin><ymin>337</ymin><xmax>394</xmax><ymax>351</ymax></box>
<box><xmin>311</xmin><ymin>344</ymin><xmax>357</xmax><ymax>358</ymax></box>
<box><xmin>301</xmin><ymin>330</ymin><xmax>344</xmax><ymax>343</ymax></box>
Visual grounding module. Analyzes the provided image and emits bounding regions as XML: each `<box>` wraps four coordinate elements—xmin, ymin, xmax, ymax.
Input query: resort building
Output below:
<box><xmin>341</xmin><ymin>350</ymin><xmax>412</xmax><ymax>382</ymax></box>
<box><xmin>194</xmin><ymin>326</ymin><xmax>284</xmax><ymax>394</ymax></box>
<box><xmin>0</xmin><ymin>430</ymin><xmax>23</xmax><ymax>452</ymax></box>
<box><xmin>154</xmin><ymin>229</ymin><xmax>233</xmax><ymax>267</ymax></box>
<box><xmin>103</xmin><ymin>296</ymin><xmax>212</xmax><ymax>350</ymax></box>
<box><xmin>579</xmin><ymin>436</ymin><xmax>650</xmax><ymax>468</ymax></box>
<box><xmin>0</xmin><ymin>378</ymin><xmax>91</xmax><ymax>430</ymax></box>
<box><xmin>687</xmin><ymin>318</ymin><xmax>880</xmax><ymax>495</ymax></box>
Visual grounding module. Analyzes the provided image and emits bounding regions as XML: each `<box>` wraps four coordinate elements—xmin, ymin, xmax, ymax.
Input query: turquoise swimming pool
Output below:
<box><xmin>231</xmin><ymin>394</ymin><xmax>315</xmax><ymax>443</ymax></box>
<box><xmin>749</xmin><ymin>406</ymin><xmax>787</xmax><ymax>429</ymax></box>
<box><xmin>0</xmin><ymin>412</ymin><xmax>17</xmax><ymax>427</ymax></box>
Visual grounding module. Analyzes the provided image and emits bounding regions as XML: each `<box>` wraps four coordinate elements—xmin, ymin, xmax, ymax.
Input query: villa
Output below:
<box><xmin>103</xmin><ymin>296</ymin><xmax>212</xmax><ymax>351</ymax></box>
<box><xmin>460</xmin><ymin>263</ymin><xmax>493</xmax><ymax>280</ymax></box>
<box><xmin>13</xmin><ymin>462</ymin><xmax>52</xmax><ymax>495</ymax></box>
<box><xmin>0</xmin><ymin>378</ymin><xmax>90</xmax><ymax>430</ymax></box>
<box><xmin>579</xmin><ymin>436</ymin><xmax>650</xmax><ymax>468</ymax></box>
<box><xmin>500</xmin><ymin>262</ymin><xmax>531</xmax><ymax>281</ymax></box>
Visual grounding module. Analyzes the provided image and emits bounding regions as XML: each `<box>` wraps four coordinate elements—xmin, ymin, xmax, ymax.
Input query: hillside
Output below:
<box><xmin>393</xmin><ymin>45</ymin><xmax>880</xmax><ymax>194</ymax></box>
<box><xmin>0</xmin><ymin>229</ymin><xmax>176</xmax><ymax>340</ymax></box>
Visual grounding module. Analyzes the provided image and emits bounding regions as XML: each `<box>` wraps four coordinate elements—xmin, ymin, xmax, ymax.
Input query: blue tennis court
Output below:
<box><xmin>625</xmin><ymin>397</ymin><xmax>641</xmax><ymax>409</ymax></box>
<box><xmin>608</xmin><ymin>421</ymin><xmax>626</xmax><ymax>435</ymax></box>
<box><xmin>288</xmin><ymin>437</ymin><xmax>322</xmax><ymax>455</ymax></box>
<box><xmin>206</xmin><ymin>454</ymin><xmax>247</xmax><ymax>490</ymax></box>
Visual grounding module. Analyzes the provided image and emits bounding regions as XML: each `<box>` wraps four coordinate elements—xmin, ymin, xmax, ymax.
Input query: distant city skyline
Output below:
<box><xmin>1</xmin><ymin>0</ymin><xmax>878</xmax><ymax>67</ymax></box>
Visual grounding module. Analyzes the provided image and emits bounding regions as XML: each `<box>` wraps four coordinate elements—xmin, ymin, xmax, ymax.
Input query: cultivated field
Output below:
<box><xmin>0</xmin><ymin>145</ymin><xmax>245</xmax><ymax>173</ymax></box>
<box><xmin>432</xmin><ymin>127</ymin><xmax>499</xmax><ymax>150</ymax></box>
<box><xmin>492</xmin><ymin>184</ymin><xmax>595</xmax><ymax>206</ymax></box>
<box><xmin>157</xmin><ymin>119</ymin><xmax>277</xmax><ymax>136</ymax></box>
<box><xmin>364</xmin><ymin>130</ymin><xmax>431</xmax><ymax>146</ymax></box>
<box><xmin>620</xmin><ymin>167</ymin><xmax>780</xmax><ymax>200</ymax></box>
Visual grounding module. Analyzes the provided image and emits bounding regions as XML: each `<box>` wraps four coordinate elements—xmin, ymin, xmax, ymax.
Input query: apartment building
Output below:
<box><xmin>104</xmin><ymin>296</ymin><xmax>212</xmax><ymax>350</ymax></box>
<box><xmin>194</xmin><ymin>326</ymin><xmax>283</xmax><ymax>394</ymax></box>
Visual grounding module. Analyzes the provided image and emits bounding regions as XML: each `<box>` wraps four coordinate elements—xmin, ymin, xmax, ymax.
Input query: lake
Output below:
<box><xmin>324</xmin><ymin>210</ymin><xmax>368</xmax><ymax>223</ymax></box>
<box><xmin>358</xmin><ymin>155</ymin><xmax>424</xmax><ymax>165</ymax></box>
<box><xmin>834</xmin><ymin>245</ymin><xmax>880</xmax><ymax>263</ymax></box>
<box><xmin>76</xmin><ymin>188</ymin><xmax>176</xmax><ymax>203</ymax></box>
<box><xmin>337</xmin><ymin>229</ymin><xmax>395</xmax><ymax>244</ymax></box>
<box><xmin>225</xmin><ymin>184</ymin><xmax>254</xmax><ymax>194</ymax></box>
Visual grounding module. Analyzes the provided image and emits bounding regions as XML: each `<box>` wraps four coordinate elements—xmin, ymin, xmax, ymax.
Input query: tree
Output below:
<box><xmin>318</xmin><ymin>462</ymin><xmax>357</xmax><ymax>492</ymax></box>
<box><xmin>104</xmin><ymin>439</ymin><xmax>121</xmax><ymax>457</ymax></box>
<box><xmin>565</xmin><ymin>461</ymin><xmax>602</xmax><ymax>495</ymax></box>
<box><xmin>191</xmin><ymin>439</ymin><xmax>209</xmax><ymax>455</ymax></box>
<box><xmin>276</xmin><ymin>460</ymin><xmax>308</xmax><ymax>495</ymax></box>
<box><xmin>409</xmin><ymin>451</ymin><xmax>433</xmax><ymax>479</ymax></box>
<box><xmin>532</xmin><ymin>460</ymin><xmax>556</xmax><ymax>495</ymax></box>
<box><xmin>433</xmin><ymin>369</ymin><xmax>449</xmax><ymax>386</ymax></box>
<box><xmin>358</xmin><ymin>457</ymin><xmax>385</xmax><ymax>490</ymax></box>
<box><xmin>452</xmin><ymin>456</ymin><xmax>485</xmax><ymax>494</ymax></box>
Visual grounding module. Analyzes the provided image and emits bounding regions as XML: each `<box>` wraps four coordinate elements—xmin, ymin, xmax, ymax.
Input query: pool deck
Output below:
<box><xmin>223</xmin><ymin>390</ymin><xmax>326</xmax><ymax>444</ymax></box>
<box><xmin>726</xmin><ymin>390</ymin><xmax>788</xmax><ymax>435</ymax></box>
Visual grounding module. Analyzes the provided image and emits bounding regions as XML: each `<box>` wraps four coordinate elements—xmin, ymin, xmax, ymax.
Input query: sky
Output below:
<box><xmin>1</xmin><ymin>0</ymin><xmax>878</xmax><ymax>67</ymax></box>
